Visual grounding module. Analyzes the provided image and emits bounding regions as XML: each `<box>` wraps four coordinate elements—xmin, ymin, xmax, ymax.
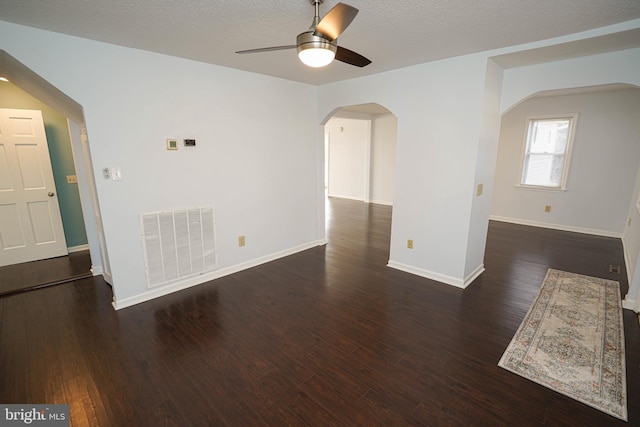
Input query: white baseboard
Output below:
<box><xmin>90</xmin><ymin>265</ymin><xmax>103</xmax><ymax>276</ymax></box>
<box><xmin>104</xmin><ymin>271</ymin><xmax>114</xmax><ymax>285</ymax></box>
<box><xmin>489</xmin><ymin>216</ymin><xmax>623</xmax><ymax>239</ymax></box>
<box><xmin>386</xmin><ymin>261</ymin><xmax>484</xmax><ymax>289</ymax></box>
<box><xmin>623</xmin><ymin>297</ymin><xmax>639</xmax><ymax>312</ymax></box>
<box><xmin>112</xmin><ymin>239</ymin><xmax>328</xmax><ymax>310</ymax></box>
<box><xmin>327</xmin><ymin>195</ymin><xmax>393</xmax><ymax>206</ymax></box>
<box><xmin>369</xmin><ymin>199</ymin><xmax>393</xmax><ymax>206</ymax></box>
<box><xmin>465</xmin><ymin>264</ymin><xmax>486</xmax><ymax>286</ymax></box>
<box><xmin>327</xmin><ymin>194</ymin><xmax>364</xmax><ymax>202</ymax></box>
<box><xmin>68</xmin><ymin>244</ymin><xmax>90</xmax><ymax>253</ymax></box>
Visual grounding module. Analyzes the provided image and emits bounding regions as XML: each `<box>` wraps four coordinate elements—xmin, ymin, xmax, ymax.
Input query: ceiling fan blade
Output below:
<box><xmin>314</xmin><ymin>3</ymin><xmax>358</xmax><ymax>41</ymax></box>
<box><xmin>335</xmin><ymin>46</ymin><xmax>371</xmax><ymax>67</ymax></box>
<box><xmin>236</xmin><ymin>45</ymin><xmax>296</xmax><ymax>54</ymax></box>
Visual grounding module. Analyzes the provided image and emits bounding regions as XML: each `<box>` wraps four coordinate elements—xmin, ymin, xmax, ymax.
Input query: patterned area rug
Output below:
<box><xmin>498</xmin><ymin>269</ymin><xmax>627</xmax><ymax>421</ymax></box>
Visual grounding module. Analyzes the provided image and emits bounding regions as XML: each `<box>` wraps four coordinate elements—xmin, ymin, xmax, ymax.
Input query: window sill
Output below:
<box><xmin>515</xmin><ymin>184</ymin><xmax>567</xmax><ymax>193</ymax></box>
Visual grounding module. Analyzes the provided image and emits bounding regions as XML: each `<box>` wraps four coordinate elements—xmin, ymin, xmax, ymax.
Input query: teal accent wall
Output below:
<box><xmin>0</xmin><ymin>81</ymin><xmax>88</xmax><ymax>248</ymax></box>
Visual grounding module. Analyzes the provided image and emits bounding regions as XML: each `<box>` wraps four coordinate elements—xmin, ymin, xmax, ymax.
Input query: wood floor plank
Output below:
<box><xmin>0</xmin><ymin>197</ymin><xmax>638</xmax><ymax>426</ymax></box>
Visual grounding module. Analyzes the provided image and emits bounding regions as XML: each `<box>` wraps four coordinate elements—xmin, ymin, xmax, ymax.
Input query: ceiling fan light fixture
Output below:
<box><xmin>297</xmin><ymin>31</ymin><xmax>337</xmax><ymax>68</ymax></box>
<box><xmin>298</xmin><ymin>47</ymin><xmax>335</xmax><ymax>67</ymax></box>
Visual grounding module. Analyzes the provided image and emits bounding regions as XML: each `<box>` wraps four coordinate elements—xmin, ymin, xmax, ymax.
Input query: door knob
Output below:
<box><xmin>48</xmin><ymin>192</ymin><xmax>55</xmax><ymax>197</ymax></box>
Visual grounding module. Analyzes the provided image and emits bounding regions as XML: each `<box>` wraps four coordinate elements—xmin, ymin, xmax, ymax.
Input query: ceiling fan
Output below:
<box><xmin>236</xmin><ymin>0</ymin><xmax>371</xmax><ymax>68</ymax></box>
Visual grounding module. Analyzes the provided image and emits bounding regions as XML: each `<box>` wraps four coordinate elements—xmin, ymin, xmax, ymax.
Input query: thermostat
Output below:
<box><xmin>166</xmin><ymin>139</ymin><xmax>178</xmax><ymax>150</ymax></box>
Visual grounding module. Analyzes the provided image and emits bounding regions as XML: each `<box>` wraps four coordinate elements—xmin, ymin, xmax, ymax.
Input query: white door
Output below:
<box><xmin>0</xmin><ymin>108</ymin><xmax>68</xmax><ymax>267</ymax></box>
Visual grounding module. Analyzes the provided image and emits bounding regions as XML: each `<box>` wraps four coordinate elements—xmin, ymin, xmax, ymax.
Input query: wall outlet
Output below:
<box><xmin>66</xmin><ymin>175</ymin><xmax>78</xmax><ymax>184</ymax></box>
<box><xmin>407</xmin><ymin>239</ymin><xmax>413</xmax><ymax>249</ymax></box>
<box><xmin>238</xmin><ymin>235</ymin><xmax>246</xmax><ymax>247</ymax></box>
<box><xmin>476</xmin><ymin>183</ymin><xmax>483</xmax><ymax>196</ymax></box>
<box><xmin>628</xmin><ymin>218</ymin><xmax>632</xmax><ymax>227</ymax></box>
<box><xmin>544</xmin><ymin>205</ymin><xmax>551</xmax><ymax>213</ymax></box>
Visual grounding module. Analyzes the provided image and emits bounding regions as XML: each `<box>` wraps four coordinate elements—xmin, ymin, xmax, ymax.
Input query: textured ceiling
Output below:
<box><xmin>2</xmin><ymin>0</ymin><xmax>640</xmax><ymax>85</ymax></box>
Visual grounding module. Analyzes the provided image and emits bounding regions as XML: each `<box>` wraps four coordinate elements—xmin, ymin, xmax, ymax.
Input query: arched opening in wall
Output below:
<box><xmin>0</xmin><ymin>50</ymin><xmax>111</xmax><ymax>297</ymax></box>
<box><xmin>322</xmin><ymin>102</ymin><xmax>398</xmax><ymax>264</ymax></box>
<box><xmin>491</xmin><ymin>83</ymin><xmax>640</xmax><ymax>229</ymax></box>
<box><xmin>490</xmin><ymin>82</ymin><xmax>640</xmax><ymax>307</ymax></box>
<box><xmin>324</xmin><ymin>103</ymin><xmax>398</xmax><ymax>203</ymax></box>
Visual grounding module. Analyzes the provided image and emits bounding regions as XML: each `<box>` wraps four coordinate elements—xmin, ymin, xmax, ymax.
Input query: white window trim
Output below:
<box><xmin>517</xmin><ymin>113</ymin><xmax>578</xmax><ymax>191</ymax></box>
<box><xmin>515</xmin><ymin>184</ymin><xmax>567</xmax><ymax>192</ymax></box>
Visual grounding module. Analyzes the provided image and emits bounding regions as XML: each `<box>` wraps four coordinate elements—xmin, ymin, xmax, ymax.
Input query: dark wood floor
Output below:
<box><xmin>1</xmin><ymin>197</ymin><xmax>638</xmax><ymax>426</ymax></box>
<box><xmin>0</xmin><ymin>250</ymin><xmax>92</xmax><ymax>296</ymax></box>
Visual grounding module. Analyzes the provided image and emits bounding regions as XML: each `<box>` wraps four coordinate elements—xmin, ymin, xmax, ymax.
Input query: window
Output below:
<box><xmin>520</xmin><ymin>115</ymin><xmax>576</xmax><ymax>190</ymax></box>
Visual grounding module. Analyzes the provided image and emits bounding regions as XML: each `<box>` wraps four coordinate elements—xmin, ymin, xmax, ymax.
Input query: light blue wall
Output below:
<box><xmin>0</xmin><ymin>81</ymin><xmax>88</xmax><ymax>248</ymax></box>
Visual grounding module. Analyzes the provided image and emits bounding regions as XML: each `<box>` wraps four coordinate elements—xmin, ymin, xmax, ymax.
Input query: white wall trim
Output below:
<box><xmin>465</xmin><ymin>264</ymin><xmax>486</xmax><ymax>287</ymax></box>
<box><xmin>112</xmin><ymin>239</ymin><xmax>328</xmax><ymax>310</ymax></box>
<box><xmin>369</xmin><ymin>199</ymin><xmax>393</xmax><ymax>206</ymax></box>
<box><xmin>622</xmin><ymin>297</ymin><xmax>639</xmax><ymax>312</ymax></box>
<box><xmin>387</xmin><ymin>261</ymin><xmax>484</xmax><ymax>289</ymax></box>
<box><xmin>327</xmin><ymin>194</ymin><xmax>366</xmax><ymax>202</ymax></box>
<box><xmin>622</xmin><ymin>235</ymin><xmax>633</xmax><ymax>283</ymax></box>
<box><xmin>90</xmin><ymin>265</ymin><xmax>103</xmax><ymax>276</ymax></box>
<box><xmin>103</xmin><ymin>271</ymin><xmax>113</xmax><ymax>285</ymax></box>
<box><xmin>489</xmin><ymin>215</ymin><xmax>623</xmax><ymax>238</ymax></box>
<box><xmin>68</xmin><ymin>244</ymin><xmax>90</xmax><ymax>253</ymax></box>
<box><xmin>622</xmin><ymin>294</ymin><xmax>640</xmax><ymax>313</ymax></box>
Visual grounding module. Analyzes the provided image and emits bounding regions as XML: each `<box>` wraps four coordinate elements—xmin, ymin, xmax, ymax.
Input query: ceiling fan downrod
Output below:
<box><xmin>309</xmin><ymin>0</ymin><xmax>324</xmax><ymax>29</ymax></box>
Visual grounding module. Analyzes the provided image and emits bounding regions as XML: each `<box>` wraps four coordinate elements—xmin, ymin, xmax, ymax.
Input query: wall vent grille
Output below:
<box><xmin>140</xmin><ymin>207</ymin><xmax>216</xmax><ymax>288</ymax></box>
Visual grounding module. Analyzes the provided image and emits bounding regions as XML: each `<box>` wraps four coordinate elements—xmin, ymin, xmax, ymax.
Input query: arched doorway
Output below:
<box><xmin>321</xmin><ymin>102</ymin><xmax>398</xmax><ymax>265</ymax></box>
<box><xmin>491</xmin><ymin>83</ymin><xmax>640</xmax><ymax>310</ymax></box>
<box><xmin>0</xmin><ymin>50</ymin><xmax>111</xmax><ymax>294</ymax></box>
<box><xmin>324</xmin><ymin>103</ymin><xmax>397</xmax><ymax>205</ymax></box>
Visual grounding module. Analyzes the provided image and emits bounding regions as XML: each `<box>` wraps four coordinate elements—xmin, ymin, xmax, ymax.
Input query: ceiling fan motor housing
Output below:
<box><xmin>296</xmin><ymin>31</ymin><xmax>337</xmax><ymax>55</ymax></box>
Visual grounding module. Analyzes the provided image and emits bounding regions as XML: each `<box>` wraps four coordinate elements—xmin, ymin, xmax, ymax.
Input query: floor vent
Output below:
<box><xmin>141</xmin><ymin>207</ymin><xmax>216</xmax><ymax>288</ymax></box>
<box><xmin>609</xmin><ymin>265</ymin><xmax>621</xmax><ymax>274</ymax></box>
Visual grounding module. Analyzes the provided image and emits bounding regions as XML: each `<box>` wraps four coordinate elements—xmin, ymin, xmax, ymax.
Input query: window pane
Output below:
<box><xmin>528</xmin><ymin>119</ymin><xmax>569</xmax><ymax>154</ymax></box>
<box><xmin>522</xmin><ymin>117</ymin><xmax>573</xmax><ymax>188</ymax></box>
<box><xmin>523</xmin><ymin>154</ymin><xmax>564</xmax><ymax>187</ymax></box>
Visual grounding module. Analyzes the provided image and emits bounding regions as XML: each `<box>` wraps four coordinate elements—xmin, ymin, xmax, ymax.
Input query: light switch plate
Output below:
<box><xmin>112</xmin><ymin>167</ymin><xmax>122</xmax><ymax>181</ymax></box>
